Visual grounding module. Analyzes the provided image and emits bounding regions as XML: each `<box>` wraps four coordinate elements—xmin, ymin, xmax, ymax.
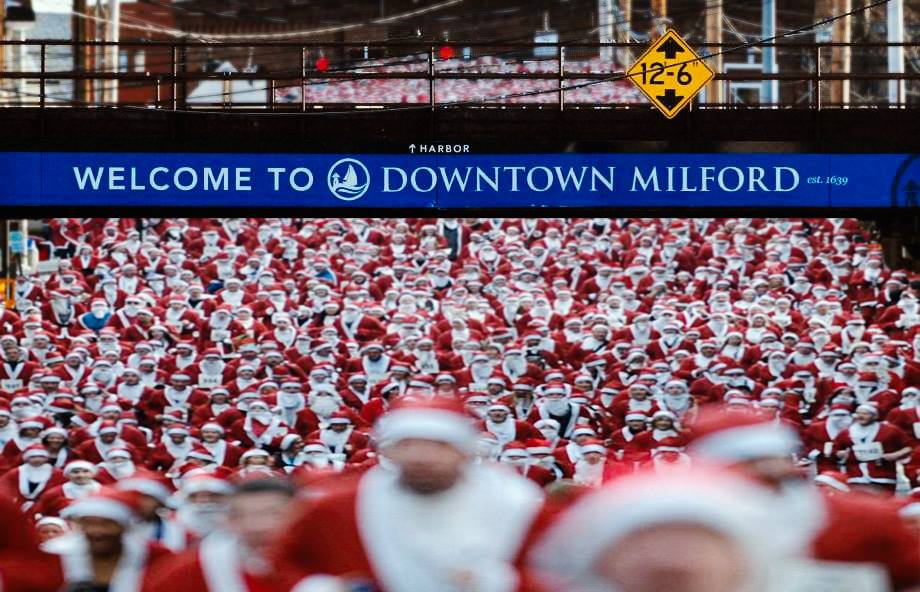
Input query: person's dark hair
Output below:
<box><xmin>232</xmin><ymin>478</ymin><xmax>296</xmax><ymax>498</ymax></box>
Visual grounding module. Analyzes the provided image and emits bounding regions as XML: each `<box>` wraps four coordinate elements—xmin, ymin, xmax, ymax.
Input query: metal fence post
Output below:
<box><xmin>171</xmin><ymin>44</ymin><xmax>178</xmax><ymax>110</ymax></box>
<box><xmin>39</xmin><ymin>43</ymin><xmax>46</xmax><ymax>108</ymax></box>
<box><xmin>558</xmin><ymin>45</ymin><xmax>565</xmax><ymax>111</ymax></box>
<box><xmin>301</xmin><ymin>46</ymin><xmax>307</xmax><ymax>112</ymax></box>
<box><xmin>814</xmin><ymin>45</ymin><xmax>822</xmax><ymax>110</ymax></box>
<box><xmin>429</xmin><ymin>45</ymin><xmax>436</xmax><ymax>110</ymax></box>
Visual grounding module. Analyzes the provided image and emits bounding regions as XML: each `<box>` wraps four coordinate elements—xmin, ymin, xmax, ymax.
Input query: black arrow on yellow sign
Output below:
<box><xmin>656</xmin><ymin>89</ymin><xmax>683</xmax><ymax>110</ymax></box>
<box><xmin>656</xmin><ymin>37</ymin><xmax>685</xmax><ymax>60</ymax></box>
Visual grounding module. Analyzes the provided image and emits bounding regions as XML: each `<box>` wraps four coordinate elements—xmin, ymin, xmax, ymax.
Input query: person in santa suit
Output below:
<box><xmin>527</xmin><ymin>386</ymin><xmax>593</xmax><ymax>439</ymax></box>
<box><xmin>77</xmin><ymin>299</ymin><xmax>115</xmax><ymax>334</ymax></box>
<box><xmin>143</xmin><ymin>478</ymin><xmax>302</xmax><ymax>592</ymax></box>
<box><xmin>73</xmin><ymin>421</ymin><xmax>141</xmax><ymax>465</ymax></box>
<box><xmin>70</xmin><ymin>405</ymin><xmax>148</xmax><ymax>451</ymax></box>
<box><xmin>608</xmin><ymin>383</ymin><xmax>661</xmax><ymax>430</ymax></box>
<box><xmin>229</xmin><ymin>400</ymin><xmax>289</xmax><ymax>450</ymax></box>
<box><xmin>528</xmin><ymin>467</ymin><xmax>809</xmax><ymax>592</ymax></box>
<box><xmin>0</xmin><ymin>345</ymin><xmax>40</xmax><ymax>394</ymax></box>
<box><xmin>345</xmin><ymin>343</ymin><xmax>392</xmax><ymax>387</ymax></box>
<box><xmin>115</xmin><ymin>476</ymin><xmax>189</xmax><ymax>552</ymax></box>
<box><xmin>800</xmin><ymin>405</ymin><xmax>853</xmax><ymax>475</ymax></box>
<box><xmin>275</xmin><ymin>398</ymin><xmax>547</xmax><ymax>592</ymax></box>
<box><xmin>608</xmin><ymin>413</ymin><xmax>649</xmax><ymax>465</ymax></box>
<box><xmin>499</xmin><ymin>444</ymin><xmax>556</xmax><ymax>487</ymax></box>
<box><xmin>0</xmin><ymin>407</ymin><xmax>16</xmax><ymax>451</ymax></box>
<box><xmin>172</xmin><ymin>473</ymin><xmax>234</xmax><ymax>540</ymax></box>
<box><xmin>833</xmin><ymin>404</ymin><xmax>913</xmax><ymax>493</ymax></box>
<box><xmin>886</xmin><ymin>386</ymin><xmax>920</xmax><ymax>444</ymax></box>
<box><xmin>147</xmin><ymin>426</ymin><xmax>197</xmax><ymax>475</ymax></box>
<box><xmin>689</xmin><ymin>410</ymin><xmax>920</xmax><ymax>590</ymax></box>
<box><xmin>33</xmin><ymin>460</ymin><xmax>102</xmax><ymax>518</ymax></box>
<box><xmin>0</xmin><ymin>495</ymin><xmax>65</xmax><ymax>592</ymax></box>
<box><xmin>138</xmin><ymin>373</ymin><xmax>209</xmax><ymax>425</ymax></box>
<box><xmin>95</xmin><ymin>448</ymin><xmax>139</xmax><ymax>484</ymax></box>
<box><xmin>0</xmin><ymin>444</ymin><xmax>65</xmax><ymax>512</ymax></box>
<box><xmin>570</xmin><ymin>439</ymin><xmax>611</xmax><ymax>488</ymax></box>
<box><xmin>197</xmin><ymin>423</ymin><xmax>243</xmax><ymax>468</ymax></box>
<box><xmin>480</xmin><ymin>403</ymin><xmax>542</xmax><ymax>447</ymax></box>
<box><xmin>630</xmin><ymin>411</ymin><xmax>685</xmax><ymax>460</ymax></box>
<box><xmin>42</xmin><ymin>488</ymin><xmax>173</xmax><ymax>592</ymax></box>
<box><xmin>0</xmin><ymin>416</ymin><xmax>47</xmax><ymax>471</ymax></box>
<box><xmin>306</xmin><ymin>412</ymin><xmax>368</xmax><ymax>462</ymax></box>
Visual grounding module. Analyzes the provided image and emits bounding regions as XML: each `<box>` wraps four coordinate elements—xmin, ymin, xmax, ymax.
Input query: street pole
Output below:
<box><xmin>650</xmin><ymin>0</ymin><xmax>667</xmax><ymax>39</ymax></box>
<box><xmin>887</xmin><ymin>0</ymin><xmax>904</xmax><ymax>107</ymax></box>
<box><xmin>598</xmin><ymin>0</ymin><xmax>614</xmax><ymax>63</ymax></box>
<box><xmin>831</xmin><ymin>0</ymin><xmax>851</xmax><ymax>106</ymax></box>
<box><xmin>705</xmin><ymin>0</ymin><xmax>723</xmax><ymax>105</ymax></box>
<box><xmin>761</xmin><ymin>0</ymin><xmax>778</xmax><ymax>105</ymax></box>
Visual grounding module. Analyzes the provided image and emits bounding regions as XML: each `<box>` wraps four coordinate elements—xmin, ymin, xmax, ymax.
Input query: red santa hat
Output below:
<box><xmin>524</xmin><ymin>439</ymin><xmax>554</xmax><ymax>455</ymax></box>
<box><xmin>187</xmin><ymin>445</ymin><xmax>216</xmax><ymax>463</ymax></box>
<box><xmin>115</xmin><ymin>476</ymin><xmax>172</xmax><ymax>504</ymax></box>
<box><xmin>528</xmin><ymin>469</ymin><xmax>794</xmax><ymax>588</ymax></box>
<box><xmin>22</xmin><ymin>443</ymin><xmax>50</xmax><ymax>460</ymax></box>
<box><xmin>855</xmin><ymin>404</ymin><xmax>879</xmax><ymax>417</ymax></box>
<box><xmin>688</xmin><ymin>410</ymin><xmax>800</xmax><ymax>463</ymax></box>
<box><xmin>61</xmin><ymin>488</ymin><xmax>139</xmax><ymax>526</ymax></box>
<box><xmin>105</xmin><ymin>448</ymin><xmax>133</xmax><ymax>461</ymax></box>
<box><xmin>64</xmin><ymin>460</ymin><xmax>98</xmax><ymax>477</ymax></box>
<box><xmin>328</xmin><ymin>411</ymin><xmax>352</xmax><ymax>426</ymax></box>
<box><xmin>178</xmin><ymin>474</ymin><xmax>233</xmax><ymax>497</ymax></box>
<box><xmin>303</xmin><ymin>440</ymin><xmax>330</xmax><ymax>454</ymax></box>
<box><xmin>814</xmin><ymin>471</ymin><xmax>850</xmax><ymax>492</ymax></box>
<box><xmin>375</xmin><ymin>398</ymin><xmax>477</xmax><ymax>453</ymax></box>
<box><xmin>579</xmin><ymin>439</ymin><xmax>608</xmax><ymax>455</ymax></box>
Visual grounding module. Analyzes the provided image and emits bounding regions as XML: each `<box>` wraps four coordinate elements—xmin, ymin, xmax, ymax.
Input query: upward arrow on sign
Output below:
<box><xmin>656</xmin><ymin>38</ymin><xmax>685</xmax><ymax>60</ymax></box>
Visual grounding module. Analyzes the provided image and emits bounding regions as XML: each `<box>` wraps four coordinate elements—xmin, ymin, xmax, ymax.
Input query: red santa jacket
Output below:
<box><xmin>833</xmin><ymin>422</ymin><xmax>912</xmax><ymax>485</ymax></box>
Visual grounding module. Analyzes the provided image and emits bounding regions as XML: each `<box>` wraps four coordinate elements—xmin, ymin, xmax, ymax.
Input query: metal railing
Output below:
<box><xmin>0</xmin><ymin>40</ymin><xmax>917</xmax><ymax>111</ymax></box>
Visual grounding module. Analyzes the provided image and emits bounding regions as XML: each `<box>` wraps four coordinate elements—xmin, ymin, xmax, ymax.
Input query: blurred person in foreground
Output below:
<box><xmin>0</xmin><ymin>494</ymin><xmax>62</xmax><ymax>592</ymax></box>
<box><xmin>689</xmin><ymin>409</ymin><xmax>920</xmax><ymax>591</ymax></box>
<box><xmin>528</xmin><ymin>468</ymin><xmax>804</xmax><ymax>592</ymax></box>
<box><xmin>142</xmin><ymin>478</ymin><xmax>300</xmax><ymax>592</ymax></box>
<box><xmin>42</xmin><ymin>488</ymin><xmax>173</xmax><ymax>592</ymax></box>
<box><xmin>275</xmin><ymin>397</ymin><xmax>548</xmax><ymax>592</ymax></box>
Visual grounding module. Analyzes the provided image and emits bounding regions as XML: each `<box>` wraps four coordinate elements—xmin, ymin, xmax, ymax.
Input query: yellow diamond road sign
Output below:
<box><xmin>626</xmin><ymin>30</ymin><xmax>715</xmax><ymax>119</ymax></box>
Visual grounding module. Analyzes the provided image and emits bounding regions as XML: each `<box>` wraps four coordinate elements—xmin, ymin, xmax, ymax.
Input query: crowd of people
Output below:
<box><xmin>1</xmin><ymin>216</ymin><xmax>919</xmax><ymax>592</ymax></box>
<box><xmin>274</xmin><ymin>54</ymin><xmax>643</xmax><ymax>105</ymax></box>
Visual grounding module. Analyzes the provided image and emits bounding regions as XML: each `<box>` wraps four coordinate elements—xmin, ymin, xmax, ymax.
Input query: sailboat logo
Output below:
<box><xmin>327</xmin><ymin>158</ymin><xmax>370</xmax><ymax>201</ymax></box>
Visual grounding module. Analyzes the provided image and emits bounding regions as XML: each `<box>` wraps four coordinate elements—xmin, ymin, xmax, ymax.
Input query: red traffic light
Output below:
<box><xmin>316</xmin><ymin>56</ymin><xmax>329</xmax><ymax>72</ymax></box>
<box><xmin>438</xmin><ymin>46</ymin><xmax>454</xmax><ymax>60</ymax></box>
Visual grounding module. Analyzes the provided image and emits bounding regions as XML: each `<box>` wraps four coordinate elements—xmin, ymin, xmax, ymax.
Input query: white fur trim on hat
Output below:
<box><xmin>814</xmin><ymin>474</ymin><xmax>850</xmax><ymax>492</ymax></box>
<box><xmin>690</xmin><ymin>422</ymin><xmax>801</xmax><ymax>462</ymax></box>
<box><xmin>22</xmin><ymin>446</ymin><xmax>50</xmax><ymax>459</ymax></box>
<box><xmin>116</xmin><ymin>478</ymin><xmax>171</xmax><ymax>504</ymax></box>
<box><xmin>580</xmin><ymin>444</ymin><xmax>607</xmax><ymax>455</ymax></box>
<box><xmin>855</xmin><ymin>404</ymin><xmax>879</xmax><ymax>416</ymax></box>
<box><xmin>375</xmin><ymin>408</ymin><xmax>477</xmax><ymax>453</ymax></box>
<box><xmin>62</xmin><ymin>497</ymin><xmax>134</xmax><ymax>525</ymax></box>
<box><xmin>201</xmin><ymin>423</ymin><xmax>225</xmax><ymax>434</ymax></box>
<box><xmin>280</xmin><ymin>433</ymin><xmax>302</xmax><ymax>451</ymax></box>
<box><xmin>64</xmin><ymin>460</ymin><xmax>97</xmax><ymax>476</ymax></box>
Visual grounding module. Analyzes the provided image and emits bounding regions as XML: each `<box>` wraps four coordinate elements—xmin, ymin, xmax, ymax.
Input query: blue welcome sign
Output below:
<box><xmin>0</xmin><ymin>152</ymin><xmax>917</xmax><ymax>207</ymax></box>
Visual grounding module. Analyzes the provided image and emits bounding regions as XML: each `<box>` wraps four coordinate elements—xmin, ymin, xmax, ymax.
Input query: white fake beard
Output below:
<box><xmin>106</xmin><ymin>461</ymin><xmax>136</xmax><ymax>479</ymax></box>
<box><xmin>544</xmin><ymin>399</ymin><xmax>569</xmax><ymax>415</ymax></box>
<box><xmin>176</xmin><ymin>503</ymin><xmax>227</xmax><ymax>536</ymax></box>
<box><xmin>310</xmin><ymin>396</ymin><xmax>339</xmax><ymax>418</ymax></box>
